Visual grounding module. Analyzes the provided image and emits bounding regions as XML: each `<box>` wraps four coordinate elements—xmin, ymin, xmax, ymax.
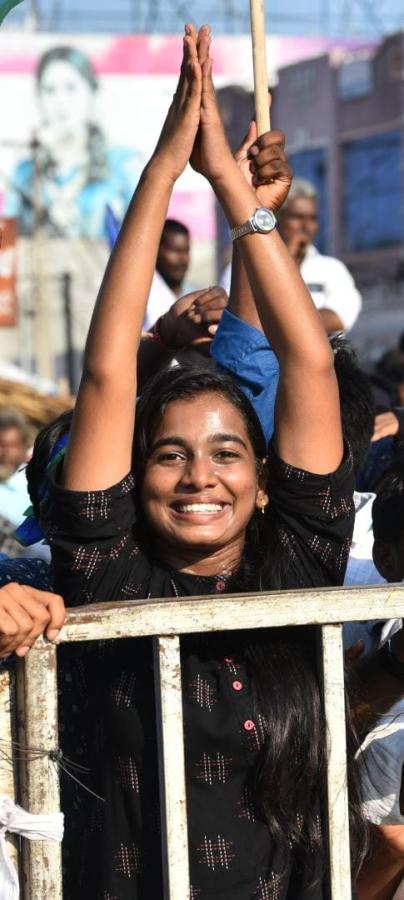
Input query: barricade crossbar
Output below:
<box><xmin>1</xmin><ymin>583</ymin><xmax>403</xmax><ymax>899</ymax></box>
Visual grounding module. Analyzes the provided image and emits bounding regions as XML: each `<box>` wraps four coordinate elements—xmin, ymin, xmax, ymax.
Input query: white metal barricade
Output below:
<box><xmin>3</xmin><ymin>583</ymin><xmax>404</xmax><ymax>899</ymax></box>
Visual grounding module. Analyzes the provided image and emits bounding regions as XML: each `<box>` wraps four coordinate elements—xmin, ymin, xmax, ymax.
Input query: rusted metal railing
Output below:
<box><xmin>3</xmin><ymin>583</ymin><xmax>404</xmax><ymax>899</ymax></box>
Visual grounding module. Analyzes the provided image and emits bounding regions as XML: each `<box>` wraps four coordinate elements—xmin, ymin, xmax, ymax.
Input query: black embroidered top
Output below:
<box><xmin>44</xmin><ymin>446</ymin><xmax>354</xmax><ymax>900</ymax></box>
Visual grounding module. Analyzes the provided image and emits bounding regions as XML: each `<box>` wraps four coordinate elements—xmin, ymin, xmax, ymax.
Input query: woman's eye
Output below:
<box><xmin>215</xmin><ymin>449</ymin><xmax>240</xmax><ymax>461</ymax></box>
<box><xmin>158</xmin><ymin>451</ymin><xmax>185</xmax><ymax>463</ymax></box>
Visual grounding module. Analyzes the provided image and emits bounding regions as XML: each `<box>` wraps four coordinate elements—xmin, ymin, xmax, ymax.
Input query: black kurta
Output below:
<box><xmin>44</xmin><ymin>446</ymin><xmax>354</xmax><ymax>900</ymax></box>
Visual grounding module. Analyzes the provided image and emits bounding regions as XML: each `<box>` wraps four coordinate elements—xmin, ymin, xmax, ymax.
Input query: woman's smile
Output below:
<box><xmin>140</xmin><ymin>392</ymin><xmax>268</xmax><ymax>569</ymax></box>
<box><xmin>169</xmin><ymin>498</ymin><xmax>232</xmax><ymax>525</ymax></box>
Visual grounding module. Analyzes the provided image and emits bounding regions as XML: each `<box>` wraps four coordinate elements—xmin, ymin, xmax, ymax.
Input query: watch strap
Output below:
<box><xmin>230</xmin><ymin>219</ymin><xmax>254</xmax><ymax>242</ymax></box>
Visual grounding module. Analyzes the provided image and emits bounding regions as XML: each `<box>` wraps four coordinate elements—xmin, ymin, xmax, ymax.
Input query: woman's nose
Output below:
<box><xmin>181</xmin><ymin>456</ymin><xmax>217</xmax><ymax>489</ymax></box>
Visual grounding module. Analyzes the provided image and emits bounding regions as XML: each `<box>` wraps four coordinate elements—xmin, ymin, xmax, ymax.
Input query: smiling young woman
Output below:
<box><xmin>140</xmin><ymin>391</ymin><xmax>267</xmax><ymax>570</ymax></box>
<box><xmin>41</xmin><ymin>25</ymin><xmax>365</xmax><ymax>900</ymax></box>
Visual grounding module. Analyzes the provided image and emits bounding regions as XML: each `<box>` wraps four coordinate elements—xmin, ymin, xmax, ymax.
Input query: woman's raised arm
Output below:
<box><xmin>194</xmin><ymin>49</ymin><xmax>343</xmax><ymax>475</ymax></box>
<box><xmin>62</xmin><ymin>26</ymin><xmax>206</xmax><ymax>491</ymax></box>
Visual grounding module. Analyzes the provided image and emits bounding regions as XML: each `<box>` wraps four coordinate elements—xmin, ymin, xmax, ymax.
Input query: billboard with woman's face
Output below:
<box><xmin>0</xmin><ymin>31</ymin><xmax>359</xmax><ymax>381</ymax></box>
<box><xmin>3</xmin><ymin>43</ymin><xmax>145</xmax><ymax>240</ymax></box>
<box><xmin>0</xmin><ymin>31</ymin><xmax>350</xmax><ymax>245</ymax></box>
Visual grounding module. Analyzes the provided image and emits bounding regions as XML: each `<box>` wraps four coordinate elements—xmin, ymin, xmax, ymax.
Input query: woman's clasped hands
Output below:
<box><xmin>151</xmin><ymin>24</ymin><xmax>235</xmax><ymax>187</ymax></box>
<box><xmin>152</xmin><ymin>22</ymin><xmax>292</xmax><ymax>207</ymax></box>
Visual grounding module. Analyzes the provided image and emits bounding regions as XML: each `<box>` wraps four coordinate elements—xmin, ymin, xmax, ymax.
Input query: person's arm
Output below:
<box><xmin>226</xmin><ymin>120</ymin><xmax>292</xmax><ymax>333</ymax></box>
<box><xmin>317</xmin><ymin>308</ymin><xmax>345</xmax><ymax>332</ymax></box>
<box><xmin>209</xmin><ymin>124</ymin><xmax>291</xmax><ymax>444</ymax></box>
<box><xmin>194</xmin><ymin>52</ymin><xmax>343</xmax><ymax>474</ymax></box>
<box><xmin>62</xmin><ymin>25</ymin><xmax>205</xmax><ymax>491</ymax></box>
<box><xmin>228</xmin><ymin>121</ymin><xmax>348</xmax><ymax>352</ymax></box>
<box><xmin>357</xmin><ymin>824</ymin><xmax>404</xmax><ymax>899</ymax></box>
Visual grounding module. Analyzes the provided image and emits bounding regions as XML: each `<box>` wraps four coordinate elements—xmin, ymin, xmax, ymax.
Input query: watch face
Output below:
<box><xmin>254</xmin><ymin>207</ymin><xmax>276</xmax><ymax>232</ymax></box>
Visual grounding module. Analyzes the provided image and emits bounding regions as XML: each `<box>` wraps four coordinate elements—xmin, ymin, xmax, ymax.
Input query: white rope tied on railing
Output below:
<box><xmin>0</xmin><ymin>796</ymin><xmax>63</xmax><ymax>900</ymax></box>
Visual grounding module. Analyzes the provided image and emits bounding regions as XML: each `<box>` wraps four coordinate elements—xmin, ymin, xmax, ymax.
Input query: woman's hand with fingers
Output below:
<box><xmin>152</xmin><ymin>24</ymin><xmax>203</xmax><ymax>183</ymax></box>
<box><xmin>190</xmin><ymin>29</ymin><xmax>236</xmax><ymax>183</ymax></box>
<box><xmin>0</xmin><ymin>584</ymin><xmax>65</xmax><ymax>658</ymax></box>
<box><xmin>234</xmin><ymin>116</ymin><xmax>293</xmax><ymax>211</ymax></box>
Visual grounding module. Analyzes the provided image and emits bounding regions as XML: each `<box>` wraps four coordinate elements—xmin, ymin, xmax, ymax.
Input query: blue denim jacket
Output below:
<box><xmin>211</xmin><ymin>308</ymin><xmax>280</xmax><ymax>445</ymax></box>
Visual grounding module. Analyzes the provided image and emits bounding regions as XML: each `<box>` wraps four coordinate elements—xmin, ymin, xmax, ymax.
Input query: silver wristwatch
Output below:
<box><xmin>230</xmin><ymin>207</ymin><xmax>277</xmax><ymax>242</ymax></box>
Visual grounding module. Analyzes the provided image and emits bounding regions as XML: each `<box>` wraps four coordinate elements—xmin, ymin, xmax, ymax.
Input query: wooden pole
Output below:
<box><xmin>250</xmin><ymin>0</ymin><xmax>270</xmax><ymax>134</ymax></box>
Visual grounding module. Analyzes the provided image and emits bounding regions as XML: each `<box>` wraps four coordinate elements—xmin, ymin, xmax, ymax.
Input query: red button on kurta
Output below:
<box><xmin>244</xmin><ymin>719</ymin><xmax>255</xmax><ymax>731</ymax></box>
<box><xmin>232</xmin><ymin>680</ymin><xmax>243</xmax><ymax>692</ymax></box>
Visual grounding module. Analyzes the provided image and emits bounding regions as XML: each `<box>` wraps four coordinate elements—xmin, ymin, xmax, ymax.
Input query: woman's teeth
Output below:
<box><xmin>175</xmin><ymin>503</ymin><xmax>224</xmax><ymax>513</ymax></box>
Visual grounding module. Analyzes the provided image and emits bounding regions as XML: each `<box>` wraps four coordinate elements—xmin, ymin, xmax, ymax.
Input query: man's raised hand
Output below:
<box><xmin>235</xmin><ymin>114</ymin><xmax>293</xmax><ymax>211</ymax></box>
<box><xmin>159</xmin><ymin>285</ymin><xmax>228</xmax><ymax>347</ymax></box>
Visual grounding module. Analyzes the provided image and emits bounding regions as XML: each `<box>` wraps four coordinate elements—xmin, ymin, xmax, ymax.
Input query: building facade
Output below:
<box><xmin>272</xmin><ymin>31</ymin><xmax>404</xmax><ymax>359</ymax></box>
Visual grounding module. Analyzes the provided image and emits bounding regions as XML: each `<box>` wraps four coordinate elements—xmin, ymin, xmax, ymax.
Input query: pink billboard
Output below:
<box><xmin>0</xmin><ymin>32</ymin><xmax>371</xmax><ymax>245</ymax></box>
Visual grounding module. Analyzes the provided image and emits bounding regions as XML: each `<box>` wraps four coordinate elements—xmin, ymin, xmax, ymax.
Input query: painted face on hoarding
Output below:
<box><xmin>38</xmin><ymin>60</ymin><xmax>94</xmax><ymax>138</ymax></box>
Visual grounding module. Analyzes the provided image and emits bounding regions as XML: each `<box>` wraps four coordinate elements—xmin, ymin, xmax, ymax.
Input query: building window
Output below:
<box><xmin>288</xmin><ymin>148</ymin><xmax>329</xmax><ymax>254</ymax></box>
<box><xmin>342</xmin><ymin>130</ymin><xmax>403</xmax><ymax>252</ymax></box>
<box><xmin>338</xmin><ymin>58</ymin><xmax>373</xmax><ymax>100</ymax></box>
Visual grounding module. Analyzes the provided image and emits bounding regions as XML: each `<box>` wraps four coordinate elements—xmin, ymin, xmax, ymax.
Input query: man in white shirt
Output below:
<box><xmin>221</xmin><ymin>177</ymin><xmax>362</xmax><ymax>333</ymax></box>
<box><xmin>0</xmin><ymin>409</ymin><xmax>30</xmax><ymax>525</ymax></box>
<box><xmin>143</xmin><ymin>219</ymin><xmax>194</xmax><ymax>331</ymax></box>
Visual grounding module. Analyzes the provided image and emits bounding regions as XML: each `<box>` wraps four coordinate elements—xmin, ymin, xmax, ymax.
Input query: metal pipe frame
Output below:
<box><xmin>7</xmin><ymin>583</ymin><xmax>404</xmax><ymax>899</ymax></box>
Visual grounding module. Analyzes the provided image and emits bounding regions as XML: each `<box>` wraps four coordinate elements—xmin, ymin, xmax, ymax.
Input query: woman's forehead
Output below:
<box><xmin>40</xmin><ymin>59</ymin><xmax>86</xmax><ymax>85</ymax></box>
<box><xmin>154</xmin><ymin>393</ymin><xmax>251</xmax><ymax>441</ymax></box>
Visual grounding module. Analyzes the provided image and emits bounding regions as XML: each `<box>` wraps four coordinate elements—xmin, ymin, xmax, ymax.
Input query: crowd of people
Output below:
<box><xmin>0</xmin><ymin>23</ymin><xmax>403</xmax><ymax>900</ymax></box>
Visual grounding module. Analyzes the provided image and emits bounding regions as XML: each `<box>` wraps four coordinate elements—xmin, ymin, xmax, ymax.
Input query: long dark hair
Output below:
<box><xmin>26</xmin><ymin>409</ymin><xmax>73</xmax><ymax>517</ymax></box>
<box><xmin>135</xmin><ymin>364</ymin><xmax>367</xmax><ymax>876</ymax></box>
